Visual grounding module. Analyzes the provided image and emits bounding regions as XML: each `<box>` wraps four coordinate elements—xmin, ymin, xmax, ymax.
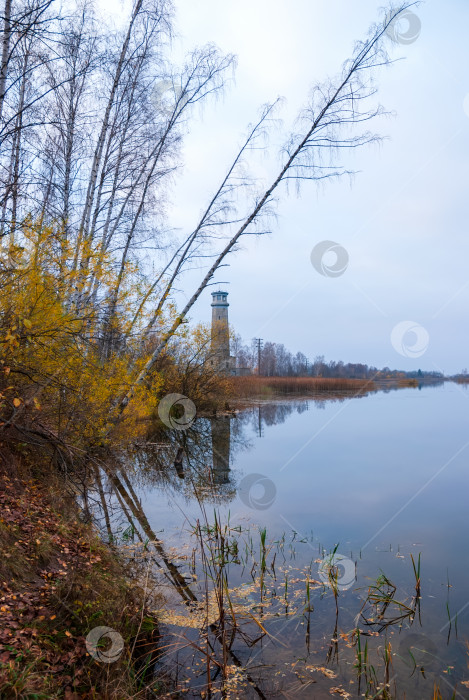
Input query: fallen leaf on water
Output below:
<box><xmin>330</xmin><ymin>687</ymin><xmax>351</xmax><ymax>698</ymax></box>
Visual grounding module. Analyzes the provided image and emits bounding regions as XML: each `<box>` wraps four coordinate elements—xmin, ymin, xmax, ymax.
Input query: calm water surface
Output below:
<box><xmin>111</xmin><ymin>383</ymin><xmax>469</xmax><ymax>697</ymax></box>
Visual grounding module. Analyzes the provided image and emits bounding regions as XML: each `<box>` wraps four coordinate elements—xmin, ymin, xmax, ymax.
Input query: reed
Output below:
<box><xmin>321</xmin><ymin>544</ymin><xmax>341</xmax><ymax>616</ymax></box>
<box><xmin>353</xmin><ymin>629</ymin><xmax>394</xmax><ymax>699</ymax></box>
<box><xmin>258</xmin><ymin>526</ymin><xmax>270</xmax><ymax>602</ymax></box>
<box><xmin>231</xmin><ymin>375</ymin><xmax>376</xmax><ymax>397</ymax></box>
<box><xmin>304</xmin><ymin>575</ymin><xmax>314</xmax><ymax>613</ymax></box>
<box><xmin>397</xmin><ymin>378</ymin><xmax>419</xmax><ymax>387</ymax></box>
<box><xmin>358</xmin><ymin>571</ymin><xmax>418</xmax><ymax>633</ymax></box>
<box><xmin>433</xmin><ymin>683</ymin><xmax>457</xmax><ymax>699</ymax></box>
<box><xmin>411</xmin><ymin>552</ymin><xmax>421</xmax><ymax>598</ymax></box>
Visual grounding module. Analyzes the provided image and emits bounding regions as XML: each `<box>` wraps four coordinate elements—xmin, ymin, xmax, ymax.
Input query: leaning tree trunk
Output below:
<box><xmin>111</xmin><ymin>3</ymin><xmax>409</xmax><ymax>421</ymax></box>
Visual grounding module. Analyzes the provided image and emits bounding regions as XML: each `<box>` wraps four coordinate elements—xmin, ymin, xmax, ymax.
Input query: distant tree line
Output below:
<box><xmin>232</xmin><ymin>336</ymin><xmax>444</xmax><ymax>380</ymax></box>
<box><xmin>451</xmin><ymin>369</ymin><xmax>469</xmax><ymax>383</ymax></box>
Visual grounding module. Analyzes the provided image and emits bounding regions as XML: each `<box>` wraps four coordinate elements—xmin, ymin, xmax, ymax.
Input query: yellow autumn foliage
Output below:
<box><xmin>0</xmin><ymin>219</ymin><xmax>165</xmax><ymax>451</ymax></box>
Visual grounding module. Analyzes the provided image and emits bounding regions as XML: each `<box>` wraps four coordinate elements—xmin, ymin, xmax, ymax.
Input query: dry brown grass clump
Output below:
<box><xmin>231</xmin><ymin>375</ymin><xmax>376</xmax><ymax>398</ymax></box>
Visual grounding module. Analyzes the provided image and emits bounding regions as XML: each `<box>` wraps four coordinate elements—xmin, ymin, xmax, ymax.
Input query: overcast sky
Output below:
<box><xmin>105</xmin><ymin>0</ymin><xmax>469</xmax><ymax>373</ymax></box>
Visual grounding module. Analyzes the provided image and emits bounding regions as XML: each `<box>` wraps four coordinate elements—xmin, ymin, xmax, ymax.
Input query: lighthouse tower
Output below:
<box><xmin>211</xmin><ymin>290</ymin><xmax>235</xmax><ymax>373</ymax></box>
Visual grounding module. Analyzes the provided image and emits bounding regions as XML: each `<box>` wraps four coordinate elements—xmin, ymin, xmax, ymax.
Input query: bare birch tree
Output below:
<box><xmin>114</xmin><ymin>3</ymin><xmax>417</xmax><ymax>414</ymax></box>
<box><xmin>0</xmin><ymin>0</ymin><xmax>418</xmax><ymax>429</ymax></box>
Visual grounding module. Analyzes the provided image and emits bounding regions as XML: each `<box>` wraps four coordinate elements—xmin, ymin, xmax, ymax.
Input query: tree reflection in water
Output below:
<box><xmin>75</xmin><ymin>399</ymin><xmax>447</xmax><ymax>698</ymax></box>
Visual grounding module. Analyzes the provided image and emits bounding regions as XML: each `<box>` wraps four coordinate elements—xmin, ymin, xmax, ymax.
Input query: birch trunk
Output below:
<box><xmin>0</xmin><ymin>0</ymin><xmax>12</xmax><ymax>123</ymax></box>
<box><xmin>73</xmin><ymin>0</ymin><xmax>145</xmax><ymax>274</ymax></box>
<box><xmin>112</xmin><ymin>5</ymin><xmax>403</xmax><ymax>417</ymax></box>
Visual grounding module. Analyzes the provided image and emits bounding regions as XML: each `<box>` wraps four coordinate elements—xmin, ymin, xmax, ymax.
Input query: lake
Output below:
<box><xmin>100</xmin><ymin>382</ymin><xmax>469</xmax><ymax>698</ymax></box>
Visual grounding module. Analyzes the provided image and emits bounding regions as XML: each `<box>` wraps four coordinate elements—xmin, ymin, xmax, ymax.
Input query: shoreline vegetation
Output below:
<box><xmin>0</xmin><ymin>0</ymin><xmax>463</xmax><ymax>693</ymax></box>
<box><xmin>232</xmin><ymin>375</ymin><xmax>377</xmax><ymax>398</ymax></box>
<box><xmin>0</xmin><ymin>378</ymin><xmax>451</xmax><ymax>698</ymax></box>
<box><xmin>0</xmin><ymin>462</ymin><xmax>161</xmax><ymax>698</ymax></box>
<box><xmin>228</xmin><ymin>375</ymin><xmax>446</xmax><ymax>404</ymax></box>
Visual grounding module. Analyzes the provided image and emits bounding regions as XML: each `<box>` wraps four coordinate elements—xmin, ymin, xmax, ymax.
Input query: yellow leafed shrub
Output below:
<box><xmin>0</xmin><ymin>220</ymin><xmax>163</xmax><ymax>456</ymax></box>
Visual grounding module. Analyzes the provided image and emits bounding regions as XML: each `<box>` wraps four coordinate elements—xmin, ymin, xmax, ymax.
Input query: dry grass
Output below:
<box><xmin>396</xmin><ymin>378</ymin><xmax>419</xmax><ymax>388</ymax></box>
<box><xmin>231</xmin><ymin>375</ymin><xmax>376</xmax><ymax>398</ymax></box>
